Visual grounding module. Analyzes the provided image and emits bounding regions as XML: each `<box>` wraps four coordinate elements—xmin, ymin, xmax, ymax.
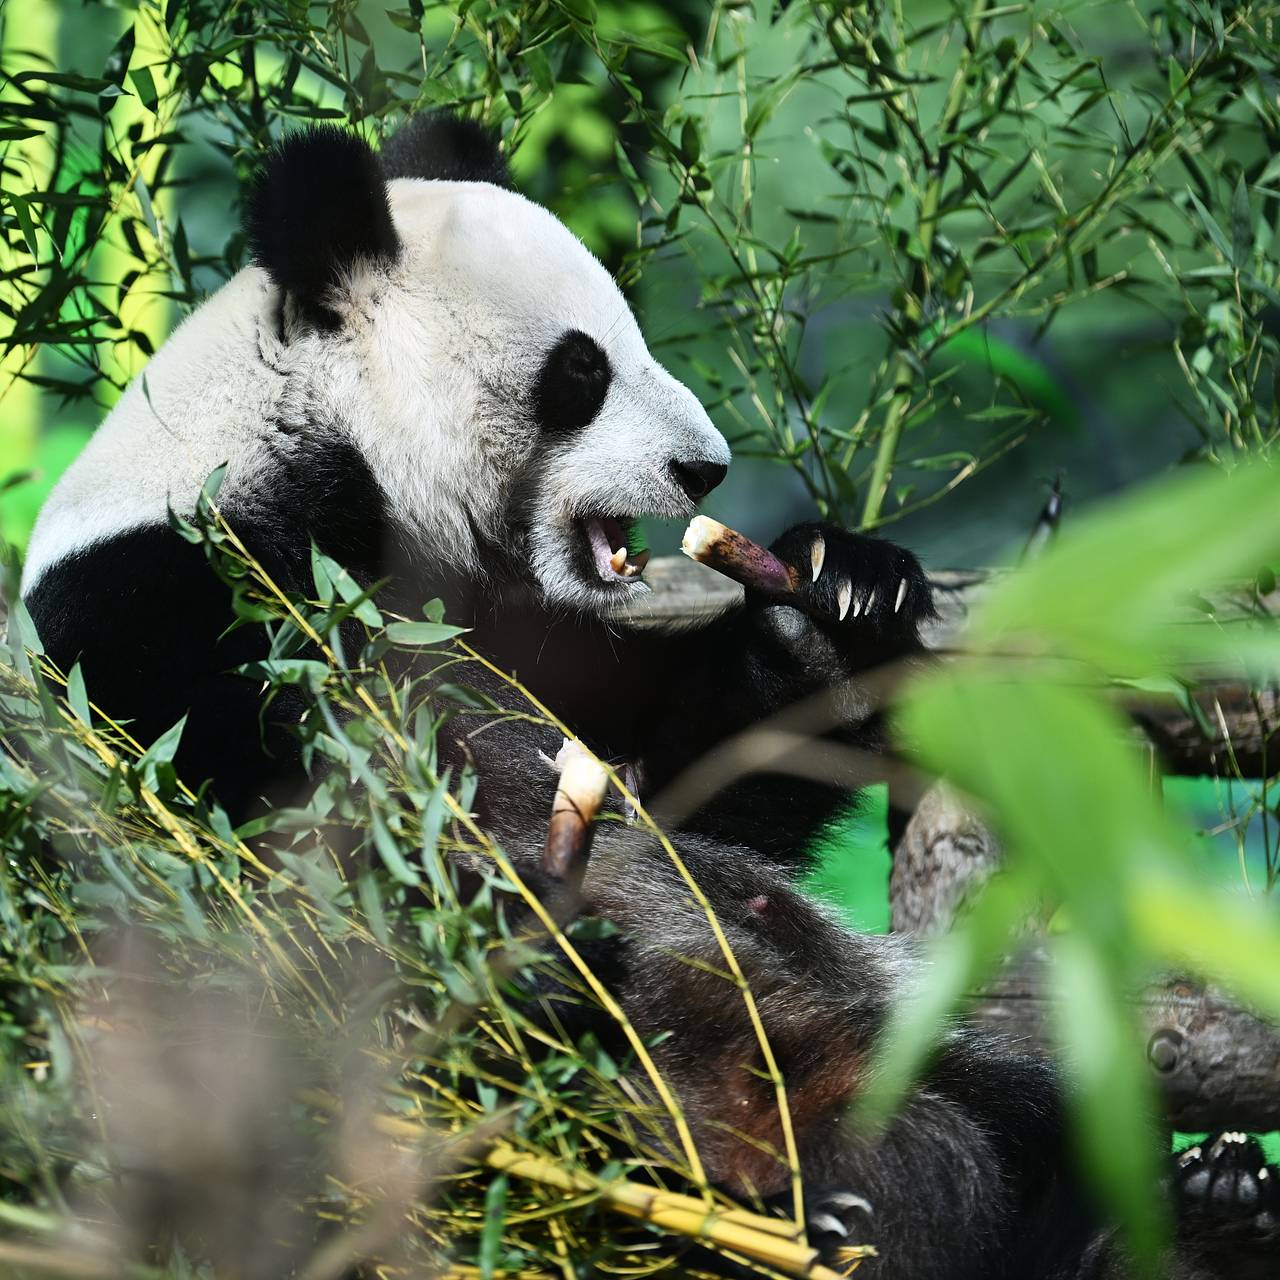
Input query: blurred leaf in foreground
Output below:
<box><xmin>864</xmin><ymin>458</ymin><xmax>1280</xmax><ymax>1263</ymax></box>
<box><xmin>971</xmin><ymin>458</ymin><xmax>1280</xmax><ymax>674</ymax></box>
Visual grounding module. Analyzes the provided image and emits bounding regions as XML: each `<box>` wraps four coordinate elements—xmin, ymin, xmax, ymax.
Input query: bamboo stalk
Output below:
<box><xmin>310</xmin><ymin>1096</ymin><xmax>873</xmax><ymax>1279</ymax></box>
<box><xmin>441</xmin><ymin>1268</ymin><xmax>556</xmax><ymax>1280</ymax></box>
<box><xmin>485</xmin><ymin>1143</ymin><xmax>873</xmax><ymax>1279</ymax></box>
<box><xmin>860</xmin><ymin>0</ymin><xmax>993</xmax><ymax>527</ymax></box>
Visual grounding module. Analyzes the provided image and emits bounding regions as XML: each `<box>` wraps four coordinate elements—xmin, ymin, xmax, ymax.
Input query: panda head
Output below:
<box><xmin>244</xmin><ymin>115</ymin><xmax>730</xmax><ymax>612</ymax></box>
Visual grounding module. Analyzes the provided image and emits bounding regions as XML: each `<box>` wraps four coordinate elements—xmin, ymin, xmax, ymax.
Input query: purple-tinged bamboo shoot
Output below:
<box><xmin>680</xmin><ymin>516</ymin><xmax>799</xmax><ymax>597</ymax></box>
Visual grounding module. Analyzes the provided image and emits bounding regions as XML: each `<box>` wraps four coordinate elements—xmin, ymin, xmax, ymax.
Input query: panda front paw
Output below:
<box><xmin>1174</xmin><ymin>1132</ymin><xmax>1279</xmax><ymax>1241</ymax></box>
<box><xmin>767</xmin><ymin>522</ymin><xmax>934</xmax><ymax>638</ymax></box>
<box><xmin>803</xmin><ymin>1185</ymin><xmax>877</xmax><ymax>1269</ymax></box>
<box><xmin>686</xmin><ymin>1184</ymin><xmax>875</xmax><ymax>1279</ymax></box>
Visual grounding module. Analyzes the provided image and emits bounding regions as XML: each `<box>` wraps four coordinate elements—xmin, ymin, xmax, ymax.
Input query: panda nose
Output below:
<box><xmin>669</xmin><ymin>458</ymin><xmax>728</xmax><ymax>501</ymax></box>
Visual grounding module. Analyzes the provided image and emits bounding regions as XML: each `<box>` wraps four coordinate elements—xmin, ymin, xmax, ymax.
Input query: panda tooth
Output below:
<box><xmin>620</xmin><ymin>549</ymin><xmax>651</xmax><ymax>578</ymax></box>
<box><xmin>609</xmin><ymin>547</ymin><xmax>627</xmax><ymax>574</ymax></box>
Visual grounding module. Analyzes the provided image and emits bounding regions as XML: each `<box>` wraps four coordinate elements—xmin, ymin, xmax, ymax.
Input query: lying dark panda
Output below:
<box><xmin>20</xmin><ymin>115</ymin><xmax>1277</xmax><ymax>1278</ymax></box>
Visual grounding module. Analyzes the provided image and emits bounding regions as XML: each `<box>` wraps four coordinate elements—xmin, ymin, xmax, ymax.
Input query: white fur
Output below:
<box><xmin>23</xmin><ymin>269</ymin><xmax>287</xmax><ymax>587</ymax></box>
<box><xmin>24</xmin><ymin>177</ymin><xmax>729</xmax><ymax>610</ymax></box>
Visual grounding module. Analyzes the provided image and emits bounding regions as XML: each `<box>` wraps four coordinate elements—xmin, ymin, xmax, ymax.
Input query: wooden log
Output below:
<box><xmin>1126</xmin><ymin>685</ymin><xmax>1280</xmax><ymax>781</ymax></box>
<box><xmin>1142</xmin><ymin>978</ymin><xmax>1280</xmax><ymax>1130</ymax></box>
<box><xmin>893</xmin><ymin>784</ymin><xmax>1280</xmax><ymax>1129</ymax></box>
<box><xmin>967</xmin><ymin>949</ymin><xmax>1280</xmax><ymax>1131</ymax></box>
<box><xmin>888</xmin><ymin>783</ymin><xmax>1006</xmax><ymax>937</ymax></box>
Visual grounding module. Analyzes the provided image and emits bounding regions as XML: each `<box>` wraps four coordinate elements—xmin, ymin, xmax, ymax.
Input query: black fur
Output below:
<box><xmin>380</xmin><ymin>111</ymin><xmax>511</xmax><ymax>188</ymax></box>
<box><xmin>244</xmin><ymin>127</ymin><xmax>399</xmax><ymax>315</ymax></box>
<box><xmin>446</xmin><ymin>524</ymin><xmax>934</xmax><ymax>863</ymax></box>
<box><xmin>26</xmin><ymin>525</ymin><xmax>277</xmax><ymax>819</ymax></box>
<box><xmin>25</xmin><ymin>435</ymin><xmax>390</xmax><ymax>819</ymax></box>
<box><xmin>503</xmin><ymin>827</ymin><xmax>1276</xmax><ymax>1280</ymax></box>
<box><xmin>533</xmin><ymin>329</ymin><xmax>613</xmax><ymax>437</ymax></box>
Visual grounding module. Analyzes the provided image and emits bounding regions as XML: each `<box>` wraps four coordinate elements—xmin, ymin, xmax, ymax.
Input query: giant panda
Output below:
<box><xmin>20</xmin><ymin>115</ymin><xmax>1278</xmax><ymax>1278</ymax></box>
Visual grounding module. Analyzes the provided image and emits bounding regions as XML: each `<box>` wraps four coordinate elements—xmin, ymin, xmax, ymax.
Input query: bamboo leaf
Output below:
<box><xmin>1186</xmin><ymin>190</ymin><xmax>1233</xmax><ymax>263</ymax></box>
<box><xmin>969</xmin><ymin>459</ymin><xmax>1280</xmax><ymax>672</ymax></box>
<box><xmin>1230</xmin><ymin>176</ymin><xmax>1252</xmax><ymax>269</ymax></box>
<box><xmin>385</xmin><ymin>621</ymin><xmax>467</xmax><ymax>646</ymax></box>
<box><xmin>65</xmin><ymin>663</ymin><xmax>91</xmax><ymax>726</ymax></box>
<box><xmin>1051</xmin><ymin>936</ymin><xmax>1165</xmax><ymax>1268</ymax></box>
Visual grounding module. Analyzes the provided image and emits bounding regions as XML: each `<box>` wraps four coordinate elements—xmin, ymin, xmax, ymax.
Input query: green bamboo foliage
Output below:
<box><xmin>1</xmin><ymin>486</ymin><xmax>850</xmax><ymax>1279</ymax></box>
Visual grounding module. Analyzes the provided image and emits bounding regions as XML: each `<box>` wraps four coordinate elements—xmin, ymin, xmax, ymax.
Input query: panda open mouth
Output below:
<box><xmin>581</xmin><ymin>515</ymin><xmax>651</xmax><ymax>584</ymax></box>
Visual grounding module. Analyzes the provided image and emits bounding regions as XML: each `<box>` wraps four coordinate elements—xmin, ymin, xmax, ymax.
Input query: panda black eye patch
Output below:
<box><xmin>533</xmin><ymin>330</ymin><xmax>612</xmax><ymax>437</ymax></box>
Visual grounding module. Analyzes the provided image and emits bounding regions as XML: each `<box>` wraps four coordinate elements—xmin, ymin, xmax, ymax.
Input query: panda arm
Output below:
<box><xmin>606</xmin><ymin>524</ymin><xmax>933</xmax><ymax>858</ymax></box>
<box><xmin>22</xmin><ymin>525</ymin><xmax>303</xmax><ymax>821</ymax></box>
<box><xmin>633</xmin><ymin>522</ymin><xmax>932</xmax><ymax>757</ymax></box>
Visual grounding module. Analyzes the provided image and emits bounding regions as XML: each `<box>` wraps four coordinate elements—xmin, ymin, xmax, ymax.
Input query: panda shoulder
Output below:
<box><xmin>22</xmin><ymin>268</ymin><xmax>287</xmax><ymax>591</ymax></box>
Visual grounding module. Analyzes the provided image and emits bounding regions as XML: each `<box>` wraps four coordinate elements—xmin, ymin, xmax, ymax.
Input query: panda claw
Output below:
<box><xmin>810</xmin><ymin>535</ymin><xmax>826</xmax><ymax>582</ymax></box>
<box><xmin>894</xmin><ymin>578</ymin><xmax>907</xmax><ymax>613</ymax></box>
<box><xmin>1174</xmin><ymin>1129</ymin><xmax>1280</xmax><ymax>1235</ymax></box>
<box><xmin>823</xmin><ymin>1191</ymin><xmax>873</xmax><ymax>1215</ymax></box>
<box><xmin>809</xmin><ymin>1213</ymin><xmax>849</xmax><ymax>1238</ymax></box>
<box><xmin>836</xmin><ymin>578</ymin><xmax>852</xmax><ymax>620</ymax></box>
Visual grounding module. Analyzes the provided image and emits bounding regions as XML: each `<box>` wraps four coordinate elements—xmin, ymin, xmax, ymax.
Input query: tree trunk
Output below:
<box><xmin>892</xmin><ymin>784</ymin><xmax>1280</xmax><ymax>1130</ymax></box>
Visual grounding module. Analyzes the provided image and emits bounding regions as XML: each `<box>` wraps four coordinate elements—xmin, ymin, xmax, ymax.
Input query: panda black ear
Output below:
<box><xmin>244</xmin><ymin>126</ymin><xmax>400</xmax><ymax>311</ymax></box>
<box><xmin>381</xmin><ymin>111</ymin><xmax>512</xmax><ymax>188</ymax></box>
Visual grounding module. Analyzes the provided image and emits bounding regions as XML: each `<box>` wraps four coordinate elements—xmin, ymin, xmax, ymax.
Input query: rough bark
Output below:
<box><xmin>888</xmin><ymin>783</ymin><xmax>1004</xmax><ymax>936</ymax></box>
<box><xmin>893</xmin><ymin>785</ymin><xmax>1280</xmax><ymax>1130</ymax></box>
<box><xmin>968</xmin><ymin>949</ymin><xmax>1280</xmax><ymax>1131</ymax></box>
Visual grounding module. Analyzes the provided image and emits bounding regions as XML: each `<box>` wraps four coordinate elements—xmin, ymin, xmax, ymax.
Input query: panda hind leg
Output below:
<box><xmin>1174</xmin><ymin>1131</ymin><xmax>1279</xmax><ymax>1234</ymax></box>
<box><xmin>1171</xmin><ymin>1132</ymin><xmax>1280</xmax><ymax>1279</ymax></box>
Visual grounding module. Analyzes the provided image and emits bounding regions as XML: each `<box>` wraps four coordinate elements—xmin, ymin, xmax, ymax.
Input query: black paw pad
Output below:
<box><xmin>805</xmin><ymin>1186</ymin><xmax>876</xmax><ymax>1266</ymax></box>
<box><xmin>1175</xmin><ymin>1132</ymin><xmax>1279</xmax><ymax>1235</ymax></box>
<box><xmin>768</xmin><ymin>522</ymin><xmax>934</xmax><ymax>636</ymax></box>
